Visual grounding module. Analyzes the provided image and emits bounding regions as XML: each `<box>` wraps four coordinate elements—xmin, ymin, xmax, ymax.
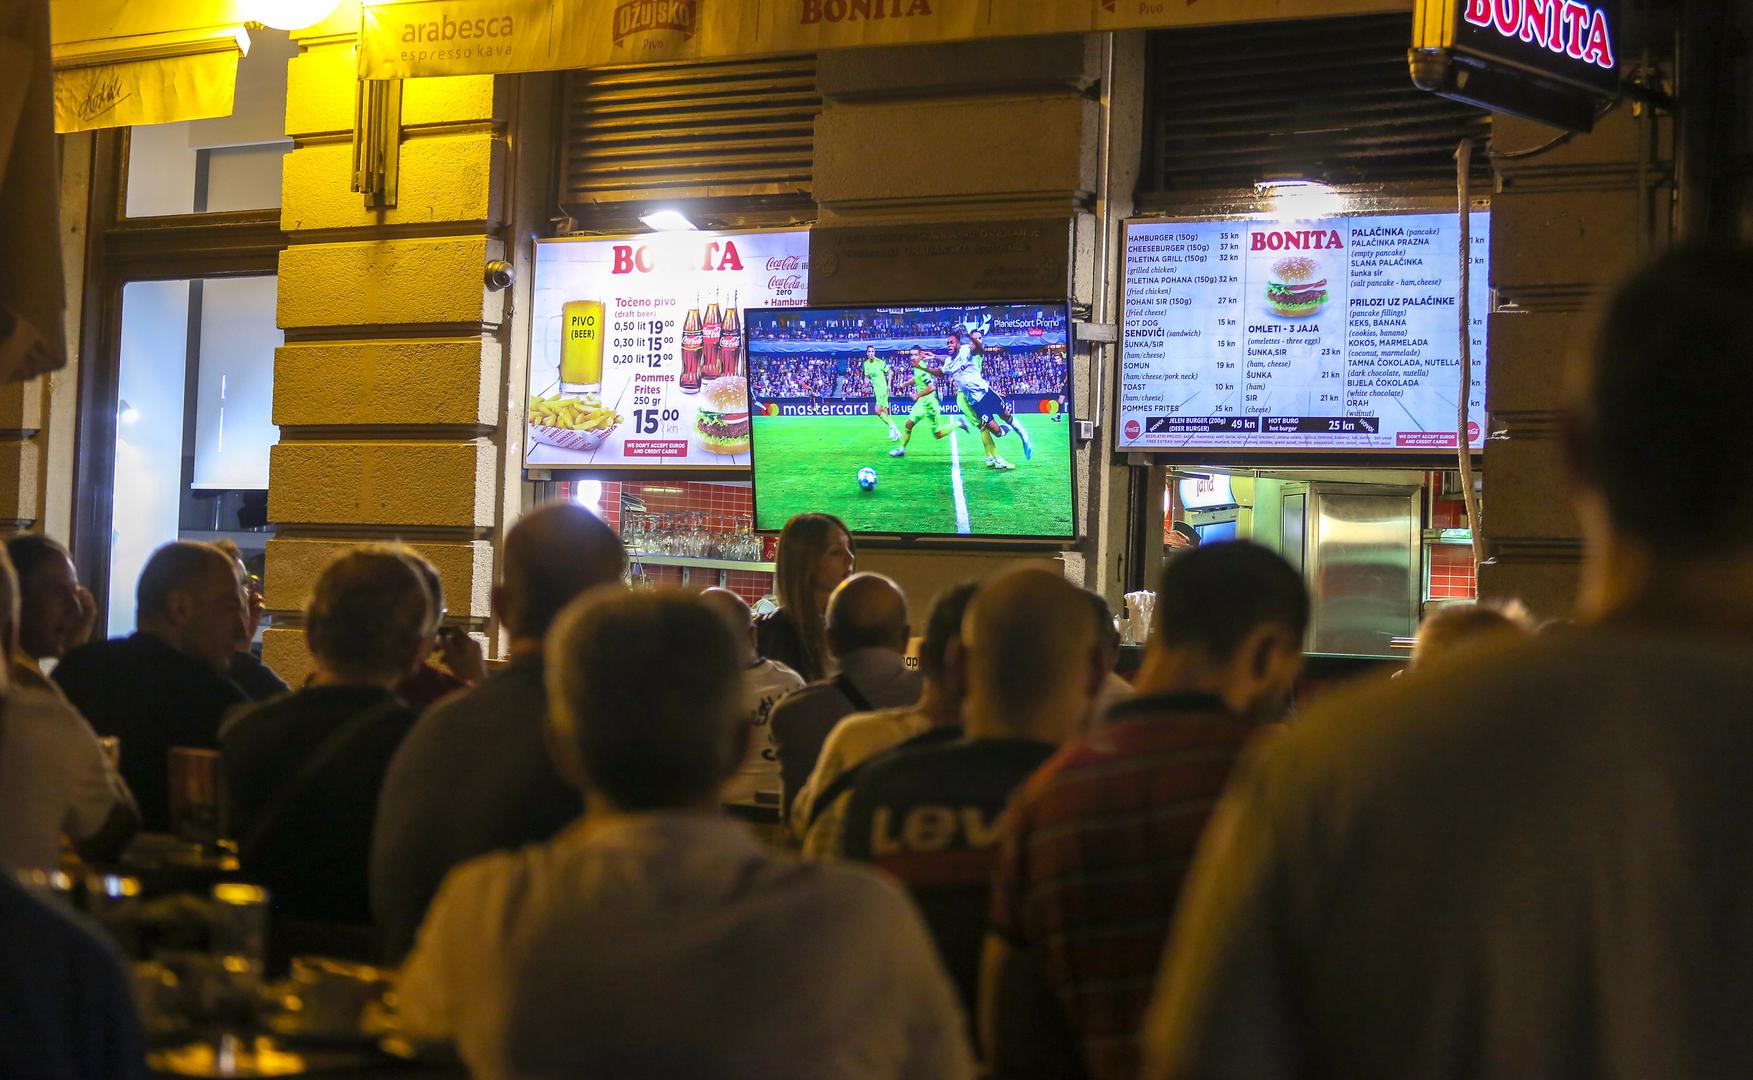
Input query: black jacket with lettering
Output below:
<box><xmin>839</xmin><ymin>735</ymin><xmax>1057</xmax><ymax>1019</ymax></box>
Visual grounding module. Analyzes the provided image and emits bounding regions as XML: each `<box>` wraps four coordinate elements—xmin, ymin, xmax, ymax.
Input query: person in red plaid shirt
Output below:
<box><xmin>980</xmin><ymin>542</ymin><xmax>1307</xmax><ymax>1080</ymax></box>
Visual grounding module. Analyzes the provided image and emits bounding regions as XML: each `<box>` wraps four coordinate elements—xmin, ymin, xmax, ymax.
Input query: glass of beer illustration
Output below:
<box><xmin>561</xmin><ymin>300</ymin><xmax>605</xmax><ymax>396</ymax></box>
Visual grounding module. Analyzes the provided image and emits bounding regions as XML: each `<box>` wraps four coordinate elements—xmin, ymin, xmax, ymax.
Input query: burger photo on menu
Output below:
<box><xmin>695</xmin><ymin>375</ymin><xmax>751</xmax><ymax>455</ymax></box>
<box><xmin>1265</xmin><ymin>256</ymin><xmax>1328</xmax><ymax>318</ymax></box>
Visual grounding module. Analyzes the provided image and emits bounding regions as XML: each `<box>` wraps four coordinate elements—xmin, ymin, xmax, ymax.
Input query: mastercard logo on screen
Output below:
<box><xmin>1265</xmin><ymin>256</ymin><xmax>1327</xmax><ymax>318</ymax></box>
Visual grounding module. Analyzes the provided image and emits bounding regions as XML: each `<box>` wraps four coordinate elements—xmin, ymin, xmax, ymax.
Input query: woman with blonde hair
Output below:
<box><xmin>754</xmin><ymin>513</ymin><xmax>854</xmax><ymax>682</ymax></box>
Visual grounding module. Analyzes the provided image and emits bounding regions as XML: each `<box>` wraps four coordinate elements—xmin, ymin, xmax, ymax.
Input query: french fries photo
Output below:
<box><xmin>528</xmin><ymin>394</ymin><xmax>621</xmax><ymax>432</ymax></box>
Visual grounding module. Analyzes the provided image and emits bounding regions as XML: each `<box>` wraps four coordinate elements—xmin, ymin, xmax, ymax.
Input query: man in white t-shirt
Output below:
<box><xmin>701</xmin><ymin>588</ymin><xmax>804</xmax><ymax>817</ymax></box>
<box><xmin>0</xmin><ymin>548</ymin><xmax>135</xmax><ymax>871</ymax></box>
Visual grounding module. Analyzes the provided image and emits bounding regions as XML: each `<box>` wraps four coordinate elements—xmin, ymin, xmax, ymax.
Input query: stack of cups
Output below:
<box><xmin>1123</xmin><ymin>591</ymin><xmax>1157</xmax><ymax>645</ymax></box>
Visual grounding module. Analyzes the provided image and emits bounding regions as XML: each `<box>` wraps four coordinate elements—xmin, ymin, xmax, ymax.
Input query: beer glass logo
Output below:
<box><xmin>561</xmin><ymin>300</ymin><xmax>604</xmax><ymax>396</ymax></box>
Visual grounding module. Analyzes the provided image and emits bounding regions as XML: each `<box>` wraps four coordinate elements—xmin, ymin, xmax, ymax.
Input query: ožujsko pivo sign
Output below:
<box><xmin>360</xmin><ymin>0</ymin><xmax>1412</xmax><ymax>79</ymax></box>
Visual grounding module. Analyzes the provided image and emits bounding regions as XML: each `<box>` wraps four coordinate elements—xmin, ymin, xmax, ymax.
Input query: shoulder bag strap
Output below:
<box><xmin>832</xmin><ymin>673</ymin><xmax>873</xmax><ymax>713</ymax></box>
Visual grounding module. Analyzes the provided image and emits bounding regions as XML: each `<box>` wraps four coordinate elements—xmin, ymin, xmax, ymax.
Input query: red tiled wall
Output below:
<box><xmin>722</xmin><ymin>569</ymin><xmax>775</xmax><ymax>605</ymax></box>
<box><xmin>1427</xmin><ymin>543</ymin><xmax>1478</xmax><ymax>600</ymax></box>
<box><xmin>1430</xmin><ymin>497</ymin><xmax>1467</xmax><ymax>530</ymax></box>
<box><xmin>1427</xmin><ymin>495</ymin><xmax>1477</xmax><ymax>599</ymax></box>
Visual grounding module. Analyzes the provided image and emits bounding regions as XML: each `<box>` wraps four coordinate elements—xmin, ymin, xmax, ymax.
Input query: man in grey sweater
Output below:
<box><xmin>371</xmin><ymin>504</ymin><xmax>625</xmax><ymax>960</ymax></box>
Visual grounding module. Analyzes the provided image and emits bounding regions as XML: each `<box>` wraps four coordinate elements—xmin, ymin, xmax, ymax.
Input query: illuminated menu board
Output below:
<box><xmin>1117</xmin><ymin>211</ymin><xmax>1489</xmax><ymax>453</ymax></box>
<box><xmin>525</xmin><ymin>229</ymin><xmax>809</xmax><ymax>469</ymax></box>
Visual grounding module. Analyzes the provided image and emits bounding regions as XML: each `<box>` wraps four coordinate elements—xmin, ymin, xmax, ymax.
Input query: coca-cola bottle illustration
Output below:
<box><xmin>718</xmin><ymin>297</ymin><xmax>742</xmax><ymax>380</ymax></box>
<box><xmin>680</xmin><ymin>305</ymin><xmax>704</xmax><ymax>394</ymax></box>
<box><xmin>702</xmin><ymin>301</ymin><xmax>723</xmax><ymax>380</ymax></box>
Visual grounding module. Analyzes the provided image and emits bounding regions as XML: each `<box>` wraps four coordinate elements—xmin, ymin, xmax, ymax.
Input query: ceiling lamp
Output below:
<box><xmin>252</xmin><ymin>0</ymin><xmax>343</xmax><ymax>32</ymax></box>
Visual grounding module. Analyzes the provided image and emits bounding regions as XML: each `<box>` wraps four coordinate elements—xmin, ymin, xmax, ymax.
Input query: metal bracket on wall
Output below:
<box><xmin>353</xmin><ymin>78</ymin><xmax>402</xmax><ymax>209</ymax></box>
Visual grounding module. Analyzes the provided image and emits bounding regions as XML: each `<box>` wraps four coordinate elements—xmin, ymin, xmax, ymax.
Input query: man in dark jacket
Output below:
<box><xmin>54</xmin><ymin>542</ymin><xmax>248</xmax><ymax>831</ymax></box>
<box><xmin>220</xmin><ymin>547</ymin><xmax>430</xmax><ymax>938</ymax></box>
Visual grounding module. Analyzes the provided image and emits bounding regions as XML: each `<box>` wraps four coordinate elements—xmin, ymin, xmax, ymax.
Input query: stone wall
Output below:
<box><xmin>1479</xmin><ymin>106</ymin><xmax>1672</xmax><ymax>615</ymax></box>
<box><xmin>262</xmin><ymin>14</ymin><xmax>510</xmax><ymax>682</ymax></box>
<box><xmin>808</xmin><ymin>34</ymin><xmax>1144</xmax><ymax>609</ymax></box>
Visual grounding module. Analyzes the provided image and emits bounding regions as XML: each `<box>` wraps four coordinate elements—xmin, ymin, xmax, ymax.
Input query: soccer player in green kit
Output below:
<box><xmin>889</xmin><ymin>347</ymin><xmax>957</xmax><ymax>457</ymax></box>
<box><xmin>862</xmin><ymin>345</ymin><xmax>901</xmax><ymax>441</ymax></box>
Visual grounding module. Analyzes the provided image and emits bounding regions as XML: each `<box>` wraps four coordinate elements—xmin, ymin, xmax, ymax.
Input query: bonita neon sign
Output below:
<box><xmin>1462</xmin><ymin>0</ymin><xmax>1615</xmax><ymax>71</ymax></box>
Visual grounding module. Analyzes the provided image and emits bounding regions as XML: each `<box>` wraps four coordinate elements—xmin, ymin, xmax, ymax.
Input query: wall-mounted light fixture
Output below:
<box><xmin>1254</xmin><ymin>178</ymin><xmax>1344</xmax><ymax>222</ymax></box>
<box><xmin>638</xmin><ymin>209</ymin><xmax>697</xmax><ymax>232</ymax></box>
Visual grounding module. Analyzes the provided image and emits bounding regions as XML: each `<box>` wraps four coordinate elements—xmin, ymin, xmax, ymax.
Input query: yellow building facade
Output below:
<box><xmin>26</xmin><ymin>0</ymin><xmax>1737</xmax><ymax>680</ymax></box>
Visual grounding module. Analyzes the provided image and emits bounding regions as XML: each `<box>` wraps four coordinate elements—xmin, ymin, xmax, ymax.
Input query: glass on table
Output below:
<box><xmin>167</xmin><ymin>747</ymin><xmax>222</xmax><ymax>847</ymax></box>
<box><xmin>211</xmin><ymin>882</ymin><xmax>270</xmax><ymax>978</ymax></box>
<box><xmin>14</xmin><ymin>866</ymin><xmax>75</xmax><ymax>905</ymax></box>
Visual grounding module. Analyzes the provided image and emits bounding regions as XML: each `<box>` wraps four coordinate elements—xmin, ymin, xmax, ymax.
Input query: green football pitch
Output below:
<box><xmin>751</xmin><ymin>411</ymin><xmax>1075</xmax><ymax>537</ymax></box>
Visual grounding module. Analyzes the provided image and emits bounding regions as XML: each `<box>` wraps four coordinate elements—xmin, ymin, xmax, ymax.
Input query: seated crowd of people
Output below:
<box><xmin>4</xmin><ymin>246</ymin><xmax>1753</xmax><ymax>1078</ymax></box>
<box><xmin>748</xmin><ymin>355</ymin><xmax>840</xmax><ymax>398</ymax></box>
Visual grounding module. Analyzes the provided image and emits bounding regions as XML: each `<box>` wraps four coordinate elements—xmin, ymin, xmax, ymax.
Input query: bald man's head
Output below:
<box><xmin>498</xmin><ymin>504</ymin><xmax>627</xmax><ymax>642</ymax></box>
<box><xmin>963</xmin><ymin>568</ymin><xmax>1097</xmax><ymax>741</ymax></box>
<box><xmin>699</xmin><ymin>587</ymin><xmax>756</xmax><ymax>666</ymax></box>
<box><xmin>825</xmin><ymin>572</ymin><xmax>909</xmax><ymax>658</ymax></box>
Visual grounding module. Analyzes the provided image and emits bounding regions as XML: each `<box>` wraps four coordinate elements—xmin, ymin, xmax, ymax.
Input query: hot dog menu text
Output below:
<box><xmin>1118</xmin><ymin>212</ymin><xmax>1489</xmax><ymax>452</ymax></box>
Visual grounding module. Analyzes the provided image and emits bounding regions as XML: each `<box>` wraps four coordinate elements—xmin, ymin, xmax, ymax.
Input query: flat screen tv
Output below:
<box><xmin>745</xmin><ymin>302</ymin><xmax>1075</xmax><ymax>540</ymax></box>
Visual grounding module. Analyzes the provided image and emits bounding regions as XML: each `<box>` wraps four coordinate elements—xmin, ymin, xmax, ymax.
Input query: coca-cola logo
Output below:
<box><xmin>1124</xmin><ymin>419</ymin><xmax>1141</xmax><ymax>441</ymax></box>
<box><xmin>765</xmin><ymin>255</ymin><xmax>802</xmax><ymax>271</ymax></box>
<box><xmin>768</xmin><ymin>274</ymin><xmax>803</xmax><ymax>291</ymax></box>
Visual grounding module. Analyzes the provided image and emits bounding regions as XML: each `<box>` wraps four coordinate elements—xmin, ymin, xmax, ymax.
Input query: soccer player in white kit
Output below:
<box><xmin>924</xmin><ymin>330</ymin><xmax>1032</xmax><ymax>470</ymax></box>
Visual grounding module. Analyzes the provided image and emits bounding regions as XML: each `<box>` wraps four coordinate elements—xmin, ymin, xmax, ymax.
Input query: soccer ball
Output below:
<box><xmin>857</xmin><ymin>467</ymin><xmax>878</xmax><ymax>491</ymax></box>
